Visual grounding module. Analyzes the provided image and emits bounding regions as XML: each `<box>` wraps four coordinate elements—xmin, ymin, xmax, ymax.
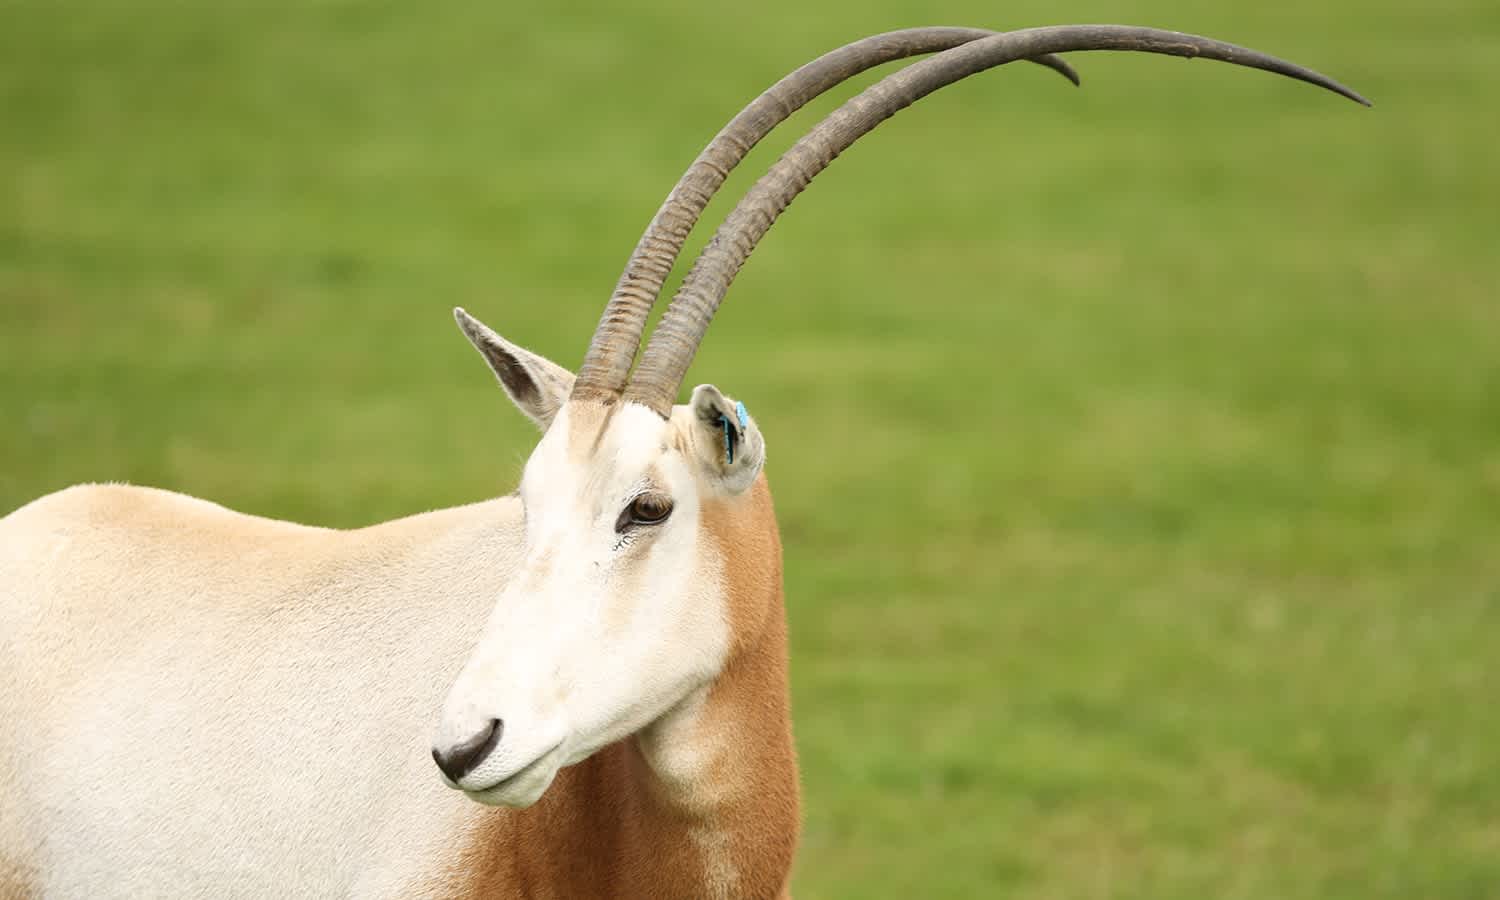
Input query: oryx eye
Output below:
<box><xmin>617</xmin><ymin>493</ymin><xmax>673</xmax><ymax>532</ymax></box>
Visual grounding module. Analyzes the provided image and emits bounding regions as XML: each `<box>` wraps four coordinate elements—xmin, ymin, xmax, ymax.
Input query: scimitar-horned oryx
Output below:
<box><xmin>0</xmin><ymin>23</ymin><xmax>1366</xmax><ymax>900</ymax></box>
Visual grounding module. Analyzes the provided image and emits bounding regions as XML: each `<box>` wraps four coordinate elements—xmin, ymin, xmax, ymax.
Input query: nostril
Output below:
<box><xmin>432</xmin><ymin>718</ymin><xmax>504</xmax><ymax>784</ymax></box>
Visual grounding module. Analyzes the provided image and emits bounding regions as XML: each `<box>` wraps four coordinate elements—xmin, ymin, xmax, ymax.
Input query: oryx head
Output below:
<box><xmin>431</xmin><ymin>25</ymin><xmax>1367</xmax><ymax>807</ymax></box>
<box><xmin>431</xmin><ymin>309</ymin><xmax>769</xmax><ymax>807</ymax></box>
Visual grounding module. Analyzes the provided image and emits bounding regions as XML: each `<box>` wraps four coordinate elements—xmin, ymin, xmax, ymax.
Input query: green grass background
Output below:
<box><xmin>3</xmin><ymin>1</ymin><xmax>1497</xmax><ymax>896</ymax></box>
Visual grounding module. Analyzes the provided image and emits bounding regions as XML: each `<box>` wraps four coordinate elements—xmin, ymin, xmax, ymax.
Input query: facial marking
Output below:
<box><xmin>565</xmin><ymin>400</ymin><xmax>619</xmax><ymax>463</ymax></box>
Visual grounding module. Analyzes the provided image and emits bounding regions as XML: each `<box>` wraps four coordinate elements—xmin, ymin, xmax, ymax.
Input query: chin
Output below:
<box><xmin>464</xmin><ymin>763</ymin><xmax>561</xmax><ymax>809</ymax></box>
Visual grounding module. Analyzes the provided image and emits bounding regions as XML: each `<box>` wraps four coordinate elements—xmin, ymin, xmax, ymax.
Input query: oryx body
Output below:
<box><xmin>2</xmin><ymin>398</ymin><xmax>795</xmax><ymax>899</ymax></box>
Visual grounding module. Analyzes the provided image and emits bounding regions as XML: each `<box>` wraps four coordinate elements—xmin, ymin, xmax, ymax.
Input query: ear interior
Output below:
<box><xmin>454</xmin><ymin>308</ymin><xmax>576</xmax><ymax>430</ymax></box>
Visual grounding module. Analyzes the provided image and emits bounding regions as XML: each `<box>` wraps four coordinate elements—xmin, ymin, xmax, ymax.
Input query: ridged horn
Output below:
<box><xmin>623</xmin><ymin>24</ymin><xmax>1369</xmax><ymax>415</ymax></box>
<box><xmin>567</xmin><ymin>28</ymin><xmax>1082</xmax><ymax>404</ymax></box>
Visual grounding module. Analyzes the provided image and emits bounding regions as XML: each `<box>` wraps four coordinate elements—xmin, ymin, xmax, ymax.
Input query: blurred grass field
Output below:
<box><xmin>3</xmin><ymin>1</ymin><xmax>1498</xmax><ymax>897</ymax></box>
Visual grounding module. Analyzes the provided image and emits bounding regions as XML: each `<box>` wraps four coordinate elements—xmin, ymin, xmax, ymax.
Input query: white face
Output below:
<box><xmin>433</xmin><ymin>401</ymin><xmax>740</xmax><ymax>807</ymax></box>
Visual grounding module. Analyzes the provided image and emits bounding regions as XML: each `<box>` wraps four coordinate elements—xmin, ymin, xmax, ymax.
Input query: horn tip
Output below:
<box><xmin>1320</xmin><ymin>75</ymin><xmax>1372</xmax><ymax>107</ymax></box>
<box><xmin>1335</xmin><ymin>86</ymin><xmax>1373</xmax><ymax>107</ymax></box>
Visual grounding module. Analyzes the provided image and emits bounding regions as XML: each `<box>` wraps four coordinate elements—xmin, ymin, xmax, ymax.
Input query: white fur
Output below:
<box><xmin>1</xmin><ymin>486</ymin><xmax>518</xmax><ymax>896</ymax></box>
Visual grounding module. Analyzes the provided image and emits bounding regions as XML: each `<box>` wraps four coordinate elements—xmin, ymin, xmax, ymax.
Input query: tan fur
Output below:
<box><xmin>0</xmin><ymin>861</ymin><xmax>34</xmax><ymax>900</ymax></box>
<box><xmin>416</xmin><ymin>476</ymin><xmax>798</xmax><ymax>899</ymax></box>
<box><xmin>569</xmin><ymin>399</ymin><xmax>620</xmax><ymax>462</ymax></box>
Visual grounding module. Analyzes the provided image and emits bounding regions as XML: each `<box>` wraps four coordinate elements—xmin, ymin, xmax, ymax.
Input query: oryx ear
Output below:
<box><xmin>679</xmin><ymin>384</ymin><xmax>765</xmax><ymax>495</ymax></box>
<box><xmin>454</xmin><ymin>308</ymin><xmax>575</xmax><ymax>430</ymax></box>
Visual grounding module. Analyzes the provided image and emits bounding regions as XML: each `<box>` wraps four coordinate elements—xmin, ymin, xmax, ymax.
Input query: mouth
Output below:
<box><xmin>461</xmin><ymin>741</ymin><xmax>565</xmax><ymax>807</ymax></box>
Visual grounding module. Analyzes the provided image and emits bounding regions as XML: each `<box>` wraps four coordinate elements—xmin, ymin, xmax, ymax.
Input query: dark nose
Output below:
<box><xmin>432</xmin><ymin>718</ymin><xmax>503</xmax><ymax>784</ymax></box>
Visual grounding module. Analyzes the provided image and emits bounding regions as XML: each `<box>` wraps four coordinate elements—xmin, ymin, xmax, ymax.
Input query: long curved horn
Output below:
<box><xmin>622</xmin><ymin>25</ymin><xmax>1370</xmax><ymax>415</ymax></box>
<box><xmin>567</xmin><ymin>28</ymin><xmax>1082</xmax><ymax>404</ymax></box>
